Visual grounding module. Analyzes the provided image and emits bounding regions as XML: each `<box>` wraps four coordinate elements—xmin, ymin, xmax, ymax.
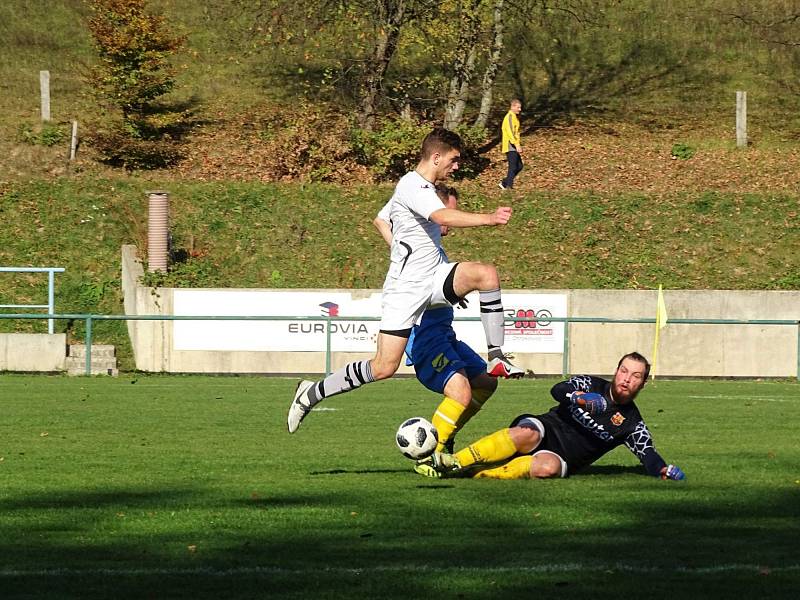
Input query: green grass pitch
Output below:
<box><xmin>0</xmin><ymin>374</ymin><xmax>798</xmax><ymax>598</ymax></box>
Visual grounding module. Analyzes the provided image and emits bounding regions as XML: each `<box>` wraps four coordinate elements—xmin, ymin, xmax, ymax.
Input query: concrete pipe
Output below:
<box><xmin>147</xmin><ymin>191</ymin><xmax>170</xmax><ymax>272</ymax></box>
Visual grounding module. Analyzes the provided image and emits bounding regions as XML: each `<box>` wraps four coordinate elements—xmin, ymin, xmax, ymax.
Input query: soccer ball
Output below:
<box><xmin>396</xmin><ymin>417</ymin><xmax>438</xmax><ymax>460</ymax></box>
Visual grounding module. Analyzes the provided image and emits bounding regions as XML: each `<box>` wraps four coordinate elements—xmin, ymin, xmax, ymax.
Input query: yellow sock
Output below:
<box><xmin>455</xmin><ymin>428</ymin><xmax>517</xmax><ymax>468</ymax></box>
<box><xmin>431</xmin><ymin>396</ymin><xmax>466</xmax><ymax>452</ymax></box>
<box><xmin>473</xmin><ymin>455</ymin><xmax>533</xmax><ymax>480</ymax></box>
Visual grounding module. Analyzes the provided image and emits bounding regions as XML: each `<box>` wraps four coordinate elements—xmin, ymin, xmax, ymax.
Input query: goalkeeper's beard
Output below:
<box><xmin>612</xmin><ymin>382</ymin><xmax>640</xmax><ymax>404</ymax></box>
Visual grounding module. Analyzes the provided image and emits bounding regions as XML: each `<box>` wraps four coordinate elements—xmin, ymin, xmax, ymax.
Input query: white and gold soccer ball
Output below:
<box><xmin>396</xmin><ymin>417</ymin><xmax>438</xmax><ymax>460</ymax></box>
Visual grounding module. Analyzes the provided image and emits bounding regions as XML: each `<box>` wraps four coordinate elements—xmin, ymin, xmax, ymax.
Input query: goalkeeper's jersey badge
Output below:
<box><xmin>610</xmin><ymin>412</ymin><xmax>625</xmax><ymax>426</ymax></box>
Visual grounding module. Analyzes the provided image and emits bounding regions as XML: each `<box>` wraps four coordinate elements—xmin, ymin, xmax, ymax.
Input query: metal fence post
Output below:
<box><xmin>562</xmin><ymin>317</ymin><xmax>570</xmax><ymax>376</ymax></box>
<box><xmin>325</xmin><ymin>317</ymin><xmax>332</xmax><ymax>376</ymax></box>
<box><xmin>47</xmin><ymin>269</ymin><xmax>55</xmax><ymax>334</ymax></box>
<box><xmin>85</xmin><ymin>316</ymin><xmax>93</xmax><ymax>376</ymax></box>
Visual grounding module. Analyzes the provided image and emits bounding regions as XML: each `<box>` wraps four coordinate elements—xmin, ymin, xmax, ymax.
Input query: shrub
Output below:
<box><xmin>351</xmin><ymin>118</ymin><xmax>429</xmax><ymax>181</ymax></box>
<box><xmin>256</xmin><ymin>102</ymin><xmax>361</xmax><ymax>182</ymax></box>
<box><xmin>671</xmin><ymin>142</ymin><xmax>695</xmax><ymax>160</ymax></box>
<box><xmin>351</xmin><ymin>119</ymin><xmax>490</xmax><ymax>181</ymax></box>
<box><xmin>90</xmin><ymin>127</ymin><xmax>183</xmax><ymax>170</ymax></box>
<box><xmin>451</xmin><ymin>123</ymin><xmax>490</xmax><ymax>180</ymax></box>
<box><xmin>87</xmin><ymin>0</ymin><xmax>189</xmax><ymax>169</ymax></box>
<box><xmin>18</xmin><ymin>122</ymin><xmax>68</xmax><ymax>147</ymax></box>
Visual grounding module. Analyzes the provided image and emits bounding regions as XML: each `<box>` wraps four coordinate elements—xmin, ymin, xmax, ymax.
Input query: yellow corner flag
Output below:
<box><xmin>651</xmin><ymin>285</ymin><xmax>668</xmax><ymax>380</ymax></box>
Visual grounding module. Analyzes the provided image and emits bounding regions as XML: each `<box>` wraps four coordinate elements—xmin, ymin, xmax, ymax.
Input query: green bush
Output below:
<box><xmin>139</xmin><ymin>257</ymin><xmax>220</xmax><ymax>288</ymax></box>
<box><xmin>350</xmin><ymin>118</ymin><xmax>429</xmax><ymax>181</ymax></box>
<box><xmin>451</xmin><ymin>123</ymin><xmax>490</xmax><ymax>180</ymax></box>
<box><xmin>351</xmin><ymin>119</ymin><xmax>490</xmax><ymax>181</ymax></box>
<box><xmin>18</xmin><ymin>122</ymin><xmax>68</xmax><ymax>147</ymax></box>
<box><xmin>671</xmin><ymin>142</ymin><xmax>695</xmax><ymax>160</ymax></box>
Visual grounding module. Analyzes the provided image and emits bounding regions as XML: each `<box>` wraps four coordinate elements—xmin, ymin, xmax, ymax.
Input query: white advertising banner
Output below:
<box><xmin>173</xmin><ymin>290</ymin><xmax>567</xmax><ymax>353</ymax></box>
<box><xmin>451</xmin><ymin>292</ymin><xmax>567</xmax><ymax>354</ymax></box>
<box><xmin>173</xmin><ymin>290</ymin><xmax>382</xmax><ymax>351</ymax></box>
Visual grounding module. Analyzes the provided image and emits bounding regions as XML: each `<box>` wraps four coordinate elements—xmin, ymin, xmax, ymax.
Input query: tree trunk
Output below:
<box><xmin>474</xmin><ymin>0</ymin><xmax>504</xmax><ymax>129</ymax></box>
<box><xmin>444</xmin><ymin>0</ymin><xmax>482</xmax><ymax>129</ymax></box>
<box><xmin>358</xmin><ymin>0</ymin><xmax>406</xmax><ymax>131</ymax></box>
<box><xmin>450</xmin><ymin>46</ymin><xmax>478</xmax><ymax>127</ymax></box>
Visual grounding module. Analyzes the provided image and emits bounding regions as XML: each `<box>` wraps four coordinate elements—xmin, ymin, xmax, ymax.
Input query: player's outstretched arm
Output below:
<box><xmin>429</xmin><ymin>206</ymin><xmax>512</xmax><ymax>228</ymax></box>
<box><xmin>624</xmin><ymin>421</ymin><xmax>685</xmax><ymax>480</ymax></box>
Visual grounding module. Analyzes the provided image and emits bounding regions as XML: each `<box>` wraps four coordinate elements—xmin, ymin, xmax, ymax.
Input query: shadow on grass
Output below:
<box><xmin>577</xmin><ymin>465</ymin><xmax>644</xmax><ymax>476</ymax></box>
<box><xmin>0</xmin><ymin>484</ymin><xmax>797</xmax><ymax>599</ymax></box>
<box><xmin>309</xmin><ymin>468</ymin><xmax>409</xmax><ymax>475</ymax></box>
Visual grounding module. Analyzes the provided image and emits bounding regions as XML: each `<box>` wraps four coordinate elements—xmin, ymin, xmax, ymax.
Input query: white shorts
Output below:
<box><xmin>380</xmin><ymin>262</ymin><xmax>458</xmax><ymax>331</ymax></box>
<box><xmin>533</xmin><ymin>450</ymin><xmax>568</xmax><ymax>478</ymax></box>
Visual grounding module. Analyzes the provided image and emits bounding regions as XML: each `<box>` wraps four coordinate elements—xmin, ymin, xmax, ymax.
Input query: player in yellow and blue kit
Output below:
<box><xmin>405</xmin><ymin>303</ymin><xmax>498</xmax><ymax>453</ymax></box>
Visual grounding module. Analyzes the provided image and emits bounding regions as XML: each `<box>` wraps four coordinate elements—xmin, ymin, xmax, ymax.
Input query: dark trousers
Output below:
<box><xmin>502</xmin><ymin>151</ymin><xmax>523</xmax><ymax>188</ymax></box>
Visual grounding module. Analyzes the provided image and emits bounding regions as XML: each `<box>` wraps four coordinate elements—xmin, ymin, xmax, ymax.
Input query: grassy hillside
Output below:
<box><xmin>2</xmin><ymin>180</ymin><xmax>798</xmax><ymax>369</ymax></box>
<box><xmin>2</xmin><ymin>0</ymin><xmax>800</xmax><ymax>182</ymax></box>
<box><xmin>1</xmin><ymin>1</ymin><xmax>798</xmax><ymax>371</ymax></box>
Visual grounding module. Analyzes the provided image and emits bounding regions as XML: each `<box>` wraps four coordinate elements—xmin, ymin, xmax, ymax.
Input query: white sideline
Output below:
<box><xmin>688</xmin><ymin>395</ymin><xmax>798</xmax><ymax>402</ymax></box>
<box><xmin>0</xmin><ymin>563</ymin><xmax>798</xmax><ymax>578</ymax></box>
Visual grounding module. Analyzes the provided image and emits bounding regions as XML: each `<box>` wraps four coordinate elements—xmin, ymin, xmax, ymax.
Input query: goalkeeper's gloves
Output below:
<box><xmin>571</xmin><ymin>392</ymin><xmax>607</xmax><ymax>415</ymax></box>
<box><xmin>661</xmin><ymin>464</ymin><xmax>686</xmax><ymax>481</ymax></box>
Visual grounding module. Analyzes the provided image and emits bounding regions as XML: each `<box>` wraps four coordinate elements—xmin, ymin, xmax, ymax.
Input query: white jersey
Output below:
<box><xmin>383</xmin><ymin>171</ymin><xmax>446</xmax><ymax>283</ymax></box>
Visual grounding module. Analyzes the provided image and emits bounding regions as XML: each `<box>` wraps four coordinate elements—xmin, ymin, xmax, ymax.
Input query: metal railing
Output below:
<box><xmin>0</xmin><ymin>267</ymin><xmax>65</xmax><ymax>334</ymax></box>
<box><xmin>1</xmin><ymin>313</ymin><xmax>799</xmax><ymax>379</ymax></box>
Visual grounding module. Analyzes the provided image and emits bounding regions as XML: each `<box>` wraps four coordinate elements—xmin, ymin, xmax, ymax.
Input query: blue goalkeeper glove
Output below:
<box><xmin>661</xmin><ymin>464</ymin><xmax>685</xmax><ymax>481</ymax></box>
<box><xmin>572</xmin><ymin>392</ymin><xmax>607</xmax><ymax>415</ymax></box>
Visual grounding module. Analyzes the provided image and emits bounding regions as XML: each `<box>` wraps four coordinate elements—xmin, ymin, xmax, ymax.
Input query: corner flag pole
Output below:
<box><xmin>651</xmin><ymin>285</ymin><xmax>668</xmax><ymax>380</ymax></box>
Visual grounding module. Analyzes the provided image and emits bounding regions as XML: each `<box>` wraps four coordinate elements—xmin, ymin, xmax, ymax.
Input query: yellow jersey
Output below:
<box><xmin>501</xmin><ymin>110</ymin><xmax>520</xmax><ymax>153</ymax></box>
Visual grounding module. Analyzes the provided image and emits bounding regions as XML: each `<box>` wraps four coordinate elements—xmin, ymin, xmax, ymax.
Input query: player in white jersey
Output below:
<box><xmin>287</xmin><ymin>127</ymin><xmax>523</xmax><ymax>436</ymax></box>
<box><xmin>376</xmin><ymin>185</ymin><xmax>499</xmax><ymax>455</ymax></box>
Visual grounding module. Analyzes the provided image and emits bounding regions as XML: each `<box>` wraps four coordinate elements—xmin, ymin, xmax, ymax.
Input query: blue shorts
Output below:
<box><xmin>412</xmin><ymin>337</ymin><xmax>487</xmax><ymax>395</ymax></box>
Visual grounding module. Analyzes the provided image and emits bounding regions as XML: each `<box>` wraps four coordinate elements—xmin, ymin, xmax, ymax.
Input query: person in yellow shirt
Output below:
<box><xmin>499</xmin><ymin>98</ymin><xmax>523</xmax><ymax>190</ymax></box>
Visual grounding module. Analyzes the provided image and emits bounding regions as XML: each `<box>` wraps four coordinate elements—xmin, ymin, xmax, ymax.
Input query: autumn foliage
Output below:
<box><xmin>87</xmin><ymin>0</ymin><xmax>187</xmax><ymax>168</ymax></box>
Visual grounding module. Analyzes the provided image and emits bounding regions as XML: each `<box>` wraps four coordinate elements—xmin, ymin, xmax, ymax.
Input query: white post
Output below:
<box><xmin>736</xmin><ymin>90</ymin><xmax>747</xmax><ymax>148</ymax></box>
<box><xmin>69</xmin><ymin>120</ymin><xmax>78</xmax><ymax>160</ymax></box>
<box><xmin>40</xmin><ymin>70</ymin><xmax>51</xmax><ymax>122</ymax></box>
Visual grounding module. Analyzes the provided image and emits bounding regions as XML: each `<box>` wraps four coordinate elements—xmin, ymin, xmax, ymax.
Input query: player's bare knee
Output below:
<box><xmin>369</xmin><ymin>357</ymin><xmax>400</xmax><ymax>380</ymax></box>
<box><xmin>443</xmin><ymin>372</ymin><xmax>472</xmax><ymax>406</ymax></box>
<box><xmin>471</xmin><ymin>262</ymin><xmax>499</xmax><ymax>289</ymax></box>
<box><xmin>531</xmin><ymin>454</ymin><xmax>561</xmax><ymax>478</ymax></box>
<box><xmin>509</xmin><ymin>426</ymin><xmax>541</xmax><ymax>454</ymax></box>
<box><xmin>453</xmin><ymin>262</ymin><xmax>500</xmax><ymax>295</ymax></box>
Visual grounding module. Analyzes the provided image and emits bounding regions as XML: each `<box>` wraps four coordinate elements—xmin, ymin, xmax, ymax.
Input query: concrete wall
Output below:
<box><xmin>122</xmin><ymin>245</ymin><xmax>164</xmax><ymax>371</ymax></box>
<box><xmin>567</xmin><ymin>289</ymin><xmax>799</xmax><ymax>377</ymax></box>
<box><xmin>121</xmin><ymin>245</ymin><xmax>800</xmax><ymax>377</ymax></box>
<box><xmin>0</xmin><ymin>333</ymin><xmax>66</xmax><ymax>372</ymax></box>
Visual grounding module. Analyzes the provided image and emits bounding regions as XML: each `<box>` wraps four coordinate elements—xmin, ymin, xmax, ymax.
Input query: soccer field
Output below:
<box><xmin>0</xmin><ymin>375</ymin><xmax>798</xmax><ymax>598</ymax></box>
